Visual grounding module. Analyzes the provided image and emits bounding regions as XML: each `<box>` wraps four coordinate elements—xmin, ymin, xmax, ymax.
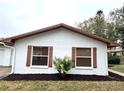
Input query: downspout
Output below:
<box><xmin>0</xmin><ymin>42</ymin><xmax>15</xmax><ymax>74</ymax></box>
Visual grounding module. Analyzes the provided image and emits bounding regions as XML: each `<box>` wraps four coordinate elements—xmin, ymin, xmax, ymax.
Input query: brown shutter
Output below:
<box><xmin>48</xmin><ymin>47</ymin><xmax>53</xmax><ymax>67</ymax></box>
<box><xmin>93</xmin><ymin>47</ymin><xmax>97</xmax><ymax>68</ymax></box>
<box><xmin>26</xmin><ymin>45</ymin><xmax>32</xmax><ymax>67</ymax></box>
<box><xmin>72</xmin><ymin>47</ymin><xmax>76</xmax><ymax>68</ymax></box>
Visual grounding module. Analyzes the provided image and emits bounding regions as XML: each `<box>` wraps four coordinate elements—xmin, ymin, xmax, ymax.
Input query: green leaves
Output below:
<box><xmin>54</xmin><ymin>57</ymin><xmax>73</xmax><ymax>77</ymax></box>
<box><xmin>79</xmin><ymin>7</ymin><xmax>124</xmax><ymax>41</ymax></box>
<box><xmin>79</xmin><ymin>10</ymin><xmax>106</xmax><ymax>38</ymax></box>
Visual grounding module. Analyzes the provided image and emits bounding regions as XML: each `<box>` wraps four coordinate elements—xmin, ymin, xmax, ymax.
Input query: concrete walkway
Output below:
<box><xmin>0</xmin><ymin>66</ymin><xmax>11</xmax><ymax>79</ymax></box>
<box><xmin>108</xmin><ymin>69</ymin><xmax>124</xmax><ymax>77</ymax></box>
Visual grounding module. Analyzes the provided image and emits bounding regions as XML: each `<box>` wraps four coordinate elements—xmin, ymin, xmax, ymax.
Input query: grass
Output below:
<box><xmin>0</xmin><ymin>80</ymin><xmax>124</xmax><ymax>91</ymax></box>
<box><xmin>109</xmin><ymin>57</ymin><xmax>124</xmax><ymax>73</ymax></box>
<box><xmin>109</xmin><ymin>64</ymin><xmax>124</xmax><ymax>73</ymax></box>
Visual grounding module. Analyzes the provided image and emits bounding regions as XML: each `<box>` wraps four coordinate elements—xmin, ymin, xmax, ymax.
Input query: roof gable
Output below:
<box><xmin>1</xmin><ymin>23</ymin><xmax>117</xmax><ymax>47</ymax></box>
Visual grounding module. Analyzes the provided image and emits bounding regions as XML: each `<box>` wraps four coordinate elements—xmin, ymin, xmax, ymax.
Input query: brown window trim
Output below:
<box><xmin>75</xmin><ymin>47</ymin><xmax>93</xmax><ymax>68</ymax></box>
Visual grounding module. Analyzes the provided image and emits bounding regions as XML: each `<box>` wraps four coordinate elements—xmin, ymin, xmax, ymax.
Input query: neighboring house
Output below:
<box><xmin>108</xmin><ymin>47</ymin><xmax>123</xmax><ymax>56</ymax></box>
<box><xmin>0</xmin><ymin>43</ymin><xmax>12</xmax><ymax>66</ymax></box>
<box><xmin>108</xmin><ymin>40</ymin><xmax>123</xmax><ymax>56</ymax></box>
<box><xmin>0</xmin><ymin>23</ymin><xmax>117</xmax><ymax>76</ymax></box>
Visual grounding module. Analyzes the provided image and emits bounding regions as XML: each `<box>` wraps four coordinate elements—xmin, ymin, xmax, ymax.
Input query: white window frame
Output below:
<box><xmin>30</xmin><ymin>46</ymin><xmax>49</xmax><ymax>68</ymax></box>
<box><xmin>75</xmin><ymin>47</ymin><xmax>93</xmax><ymax>69</ymax></box>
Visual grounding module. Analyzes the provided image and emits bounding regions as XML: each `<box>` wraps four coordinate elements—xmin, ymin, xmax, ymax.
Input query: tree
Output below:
<box><xmin>110</xmin><ymin>4</ymin><xmax>124</xmax><ymax>55</ymax></box>
<box><xmin>118</xmin><ymin>26</ymin><xmax>124</xmax><ymax>55</ymax></box>
<box><xmin>79</xmin><ymin>10</ymin><xmax>106</xmax><ymax>38</ymax></box>
<box><xmin>78</xmin><ymin>9</ymin><xmax>124</xmax><ymax>41</ymax></box>
<box><xmin>105</xmin><ymin>22</ymin><xmax>119</xmax><ymax>41</ymax></box>
<box><xmin>78</xmin><ymin>4</ymin><xmax>124</xmax><ymax>51</ymax></box>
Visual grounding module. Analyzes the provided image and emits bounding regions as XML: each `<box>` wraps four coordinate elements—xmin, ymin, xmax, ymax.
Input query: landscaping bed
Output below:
<box><xmin>2</xmin><ymin>71</ymin><xmax>124</xmax><ymax>81</ymax></box>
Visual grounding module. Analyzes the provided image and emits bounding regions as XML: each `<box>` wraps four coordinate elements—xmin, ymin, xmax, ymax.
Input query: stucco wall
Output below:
<box><xmin>13</xmin><ymin>28</ymin><xmax>108</xmax><ymax>75</ymax></box>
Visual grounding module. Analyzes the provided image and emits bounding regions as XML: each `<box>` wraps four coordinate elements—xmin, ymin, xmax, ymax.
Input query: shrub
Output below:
<box><xmin>54</xmin><ymin>56</ymin><xmax>73</xmax><ymax>77</ymax></box>
<box><xmin>108</xmin><ymin>54</ymin><xmax>120</xmax><ymax>64</ymax></box>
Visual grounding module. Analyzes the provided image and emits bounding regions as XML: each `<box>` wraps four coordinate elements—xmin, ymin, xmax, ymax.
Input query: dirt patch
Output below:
<box><xmin>1</xmin><ymin>71</ymin><xmax>124</xmax><ymax>81</ymax></box>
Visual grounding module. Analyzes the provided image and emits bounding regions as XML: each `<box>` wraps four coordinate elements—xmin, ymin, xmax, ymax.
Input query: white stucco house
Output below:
<box><xmin>0</xmin><ymin>23</ymin><xmax>117</xmax><ymax>76</ymax></box>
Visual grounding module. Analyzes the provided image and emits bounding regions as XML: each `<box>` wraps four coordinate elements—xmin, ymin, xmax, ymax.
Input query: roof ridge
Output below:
<box><xmin>0</xmin><ymin>23</ymin><xmax>117</xmax><ymax>47</ymax></box>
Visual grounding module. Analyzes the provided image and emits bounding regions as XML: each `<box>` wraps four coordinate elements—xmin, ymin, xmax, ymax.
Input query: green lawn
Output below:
<box><xmin>109</xmin><ymin>64</ymin><xmax>124</xmax><ymax>73</ymax></box>
<box><xmin>109</xmin><ymin>57</ymin><xmax>124</xmax><ymax>73</ymax></box>
<box><xmin>0</xmin><ymin>80</ymin><xmax>124</xmax><ymax>91</ymax></box>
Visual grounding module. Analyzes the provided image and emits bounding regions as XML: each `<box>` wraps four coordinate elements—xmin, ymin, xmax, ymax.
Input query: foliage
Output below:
<box><xmin>105</xmin><ymin>22</ymin><xmax>119</xmax><ymax>40</ymax></box>
<box><xmin>78</xmin><ymin>6</ymin><xmax>124</xmax><ymax>41</ymax></box>
<box><xmin>118</xmin><ymin>26</ymin><xmax>124</xmax><ymax>48</ymax></box>
<box><xmin>54</xmin><ymin>57</ymin><xmax>73</xmax><ymax>77</ymax></box>
<box><xmin>79</xmin><ymin>10</ymin><xmax>106</xmax><ymax>38</ymax></box>
<box><xmin>118</xmin><ymin>26</ymin><xmax>124</xmax><ymax>55</ymax></box>
<box><xmin>108</xmin><ymin>54</ymin><xmax>120</xmax><ymax>64</ymax></box>
<box><xmin>109</xmin><ymin>5</ymin><xmax>124</xmax><ymax>40</ymax></box>
<box><xmin>109</xmin><ymin>5</ymin><xmax>124</xmax><ymax>27</ymax></box>
<box><xmin>110</xmin><ymin>5</ymin><xmax>124</xmax><ymax>54</ymax></box>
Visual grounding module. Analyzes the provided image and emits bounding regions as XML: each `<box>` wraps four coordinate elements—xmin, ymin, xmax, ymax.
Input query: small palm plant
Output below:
<box><xmin>54</xmin><ymin>56</ymin><xmax>73</xmax><ymax>77</ymax></box>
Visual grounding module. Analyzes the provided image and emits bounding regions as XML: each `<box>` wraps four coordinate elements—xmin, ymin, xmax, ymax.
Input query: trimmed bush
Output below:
<box><xmin>108</xmin><ymin>54</ymin><xmax>120</xmax><ymax>64</ymax></box>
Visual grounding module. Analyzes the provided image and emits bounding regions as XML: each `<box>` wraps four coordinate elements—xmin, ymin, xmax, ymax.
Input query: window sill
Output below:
<box><xmin>75</xmin><ymin>67</ymin><xmax>93</xmax><ymax>70</ymax></box>
<box><xmin>30</xmin><ymin>66</ymin><xmax>49</xmax><ymax>69</ymax></box>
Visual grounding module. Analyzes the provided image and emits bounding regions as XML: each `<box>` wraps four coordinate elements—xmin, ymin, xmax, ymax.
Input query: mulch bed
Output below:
<box><xmin>1</xmin><ymin>71</ymin><xmax>124</xmax><ymax>81</ymax></box>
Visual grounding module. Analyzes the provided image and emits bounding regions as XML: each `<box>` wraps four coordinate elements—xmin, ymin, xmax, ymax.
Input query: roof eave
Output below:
<box><xmin>0</xmin><ymin>23</ymin><xmax>117</xmax><ymax>47</ymax></box>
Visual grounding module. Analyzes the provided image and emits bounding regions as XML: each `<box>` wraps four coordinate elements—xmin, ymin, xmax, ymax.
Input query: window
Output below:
<box><xmin>31</xmin><ymin>46</ymin><xmax>48</xmax><ymax>66</ymax></box>
<box><xmin>76</xmin><ymin>48</ymin><xmax>92</xmax><ymax>67</ymax></box>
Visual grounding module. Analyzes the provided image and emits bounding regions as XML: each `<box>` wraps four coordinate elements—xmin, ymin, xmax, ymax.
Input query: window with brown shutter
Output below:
<box><xmin>72</xmin><ymin>47</ymin><xmax>97</xmax><ymax>68</ymax></box>
<box><xmin>31</xmin><ymin>47</ymin><xmax>48</xmax><ymax>66</ymax></box>
<box><xmin>28</xmin><ymin>46</ymin><xmax>53</xmax><ymax>67</ymax></box>
<box><xmin>75</xmin><ymin>48</ymin><xmax>92</xmax><ymax>67</ymax></box>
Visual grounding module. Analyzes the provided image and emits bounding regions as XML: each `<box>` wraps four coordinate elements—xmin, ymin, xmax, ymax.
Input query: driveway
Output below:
<box><xmin>0</xmin><ymin>66</ymin><xmax>11</xmax><ymax>79</ymax></box>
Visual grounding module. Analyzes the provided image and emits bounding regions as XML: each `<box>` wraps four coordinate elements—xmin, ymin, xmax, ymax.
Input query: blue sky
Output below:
<box><xmin>0</xmin><ymin>0</ymin><xmax>123</xmax><ymax>37</ymax></box>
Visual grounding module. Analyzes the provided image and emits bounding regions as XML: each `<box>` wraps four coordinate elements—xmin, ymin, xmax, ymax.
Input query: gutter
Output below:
<box><xmin>0</xmin><ymin>42</ymin><xmax>15</xmax><ymax>74</ymax></box>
